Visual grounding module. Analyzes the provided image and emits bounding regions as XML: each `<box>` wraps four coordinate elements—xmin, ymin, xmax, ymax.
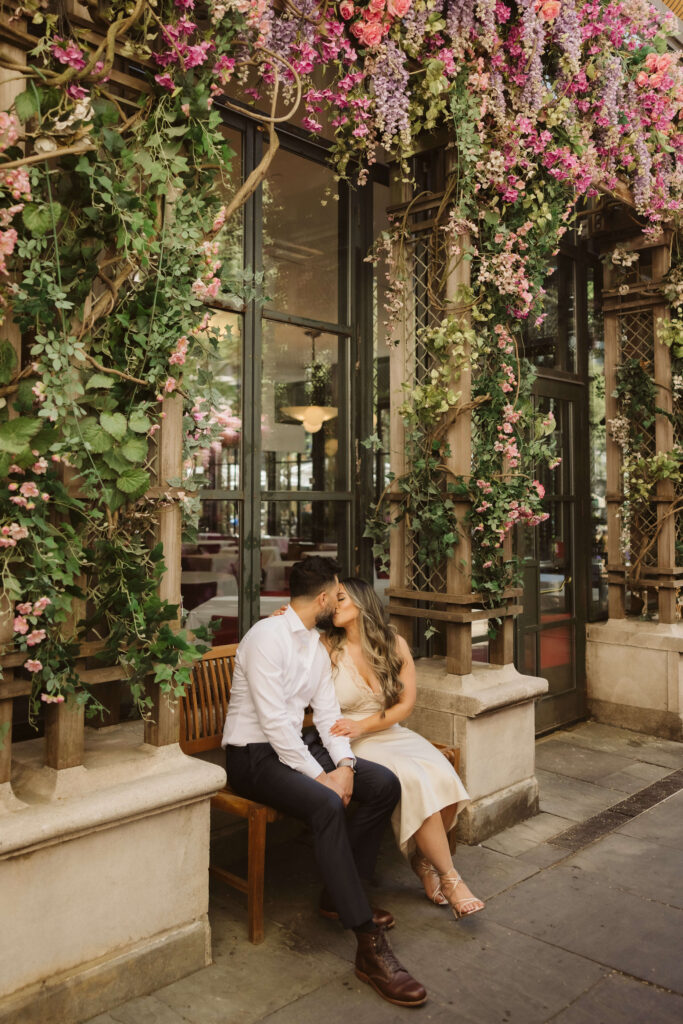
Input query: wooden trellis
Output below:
<box><xmin>603</xmin><ymin>231</ymin><xmax>682</xmax><ymax>623</ymax></box>
<box><xmin>386</xmin><ymin>158</ymin><xmax>521</xmax><ymax>676</ymax></box>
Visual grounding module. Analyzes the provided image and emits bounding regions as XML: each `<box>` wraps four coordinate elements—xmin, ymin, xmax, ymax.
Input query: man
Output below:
<box><xmin>223</xmin><ymin>556</ymin><xmax>427</xmax><ymax>1008</ymax></box>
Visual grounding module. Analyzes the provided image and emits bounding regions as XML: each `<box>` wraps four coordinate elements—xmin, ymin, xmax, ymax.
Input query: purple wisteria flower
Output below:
<box><xmin>371</xmin><ymin>41</ymin><xmax>411</xmax><ymax>150</ymax></box>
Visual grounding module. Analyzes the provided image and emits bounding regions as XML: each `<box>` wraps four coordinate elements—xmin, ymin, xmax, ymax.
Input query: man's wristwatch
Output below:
<box><xmin>337</xmin><ymin>757</ymin><xmax>357</xmax><ymax>773</ymax></box>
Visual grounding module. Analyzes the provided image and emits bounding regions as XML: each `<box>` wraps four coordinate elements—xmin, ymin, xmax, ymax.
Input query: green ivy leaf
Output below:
<box><xmin>22</xmin><ymin>203</ymin><xmax>54</xmax><ymax>236</ymax></box>
<box><xmin>0</xmin><ymin>340</ymin><xmax>18</xmax><ymax>386</ymax></box>
<box><xmin>0</xmin><ymin>417</ymin><xmax>41</xmax><ymax>454</ymax></box>
<box><xmin>117</xmin><ymin>467</ymin><xmax>150</xmax><ymax>495</ymax></box>
<box><xmin>120</xmin><ymin>436</ymin><xmax>148</xmax><ymax>462</ymax></box>
<box><xmin>80</xmin><ymin>417</ymin><xmax>113</xmax><ymax>453</ymax></box>
<box><xmin>14</xmin><ymin>89</ymin><xmax>39</xmax><ymax>122</ymax></box>
<box><xmin>100</xmin><ymin>412</ymin><xmax>128</xmax><ymax>440</ymax></box>
<box><xmin>128</xmin><ymin>410</ymin><xmax>151</xmax><ymax>433</ymax></box>
<box><xmin>85</xmin><ymin>373</ymin><xmax>115</xmax><ymax>390</ymax></box>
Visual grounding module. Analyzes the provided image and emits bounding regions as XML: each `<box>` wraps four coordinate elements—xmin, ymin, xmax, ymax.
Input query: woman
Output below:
<box><xmin>325</xmin><ymin>577</ymin><xmax>484</xmax><ymax>920</ymax></box>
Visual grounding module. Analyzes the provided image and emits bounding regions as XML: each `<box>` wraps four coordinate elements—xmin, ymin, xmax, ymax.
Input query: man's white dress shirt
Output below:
<box><xmin>222</xmin><ymin>605</ymin><xmax>354</xmax><ymax>778</ymax></box>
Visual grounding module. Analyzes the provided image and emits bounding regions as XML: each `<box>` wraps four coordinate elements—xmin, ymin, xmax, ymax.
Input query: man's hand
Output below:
<box><xmin>316</xmin><ymin>766</ymin><xmax>354</xmax><ymax>807</ymax></box>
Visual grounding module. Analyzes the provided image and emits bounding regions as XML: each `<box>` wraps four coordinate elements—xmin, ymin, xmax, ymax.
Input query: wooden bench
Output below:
<box><xmin>179</xmin><ymin>643</ymin><xmax>460</xmax><ymax>944</ymax></box>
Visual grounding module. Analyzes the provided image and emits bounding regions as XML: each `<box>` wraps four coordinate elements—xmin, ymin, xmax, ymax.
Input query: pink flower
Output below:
<box><xmin>24</xmin><ymin>659</ymin><xmax>42</xmax><ymax>672</ymax></box>
<box><xmin>359</xmin><ymin>21</ymin><xmax>383</xmax><ymax>47</ymax></box>
<box><xmin>482</xmin><ymin>561</ymin><xmax>493</xmax><ymax>569</ymax></box>
<box><xmin>164</xmin><ymin>377</ymin><xmax>177</xmax><ymax>394</ymax></box>
<box><xmin>533</xmin><ymin>480</ymin><xmax>545</xmax><ymax>499</ymax></box>
<box><xmin>33</xmin><ymin>597</ymin><xmax>51</xmax><ymax>614</ymax></box>
<box><xmin>26</xmin><ymin>629</ymin><xmax>47</xmax><ymax>647</ymax></box>
<box><xmin>10</xmin><ymin>495</ymin><xmax>27</xmax><ymax>507</ymax></box>
<box><xmin>14</xmin><ymin>616</ymin><xmax>29</xmax><ymax>634</ymax></box>
<box><xmin>387</xmin><ymin>0</ymin><xmax>411</xmax><ymax>16</ymax></box>
<box><xmin>19</xmin><ymin>481</ymin><xmax>39</xmax><ymax>498</ymax></box>
<box><xmin>33</xmin><ymin>457</ymin><xmax>48</xmax><ymax>474</ymax></box>
<box><xmin>635</xmin><ymin>71</ymin><xmax>649</xmax><ymax>88</ymax></box>
<box><xmin>155</xmin><ymin>73</ymin><xmax>176</xmax><ymax>91</ymax></box>
<box><xmin>41</xmin><ymin>692</ymin><xmax>65</xmax><ymax>704</ymax></box>
<box><xmin>8</xmin><ymin>482</ymin><xmax>17</xmax><ymax>491</ymax></box>
<box><xmin>16</xmin><ymin>602</ymin><xmax>32</xmax><ymax>614</ymax></box>
<box><xmin>41</xmin><ymin>493</ymin><xmax>50</xmax><ymax>502</ymax></box>
<box><xmin>51</xmin><ymin>40</ymin><xmax>86</xmax><ymax>70</ymax></box>
<box><xmin>339</xmin><ymin>0</ymin><xmax>355</xmax><ymax>17</ymax></box>
<box><xmin>536</xmin><ymin>0</ymin><xmax>560</xmax><ymax>21</ymax></box>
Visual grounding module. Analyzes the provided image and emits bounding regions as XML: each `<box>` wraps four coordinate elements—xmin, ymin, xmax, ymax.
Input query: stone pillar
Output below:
<box><xmin>408</xmin><ymin>659</ymin><xmax>547</xmax><ymax>843</ymax></box>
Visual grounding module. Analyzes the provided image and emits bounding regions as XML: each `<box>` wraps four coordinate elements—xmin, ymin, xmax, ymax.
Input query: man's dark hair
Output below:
<box><xmin>289</xmin><ymin>556</ymin><xmax>340</xmax><ymax>599</ymax></box>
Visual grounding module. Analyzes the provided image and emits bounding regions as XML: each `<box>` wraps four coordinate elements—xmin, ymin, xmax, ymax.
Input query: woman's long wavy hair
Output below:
<box><xmin>324</xmin><ymin>577</ymin><xmax>404</xmax><ymax>710</ymax></box>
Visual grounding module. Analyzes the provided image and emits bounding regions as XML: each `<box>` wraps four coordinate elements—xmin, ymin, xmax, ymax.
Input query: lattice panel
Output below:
<box><xmin>619</xmin><ymin>309</ymin><xmax>656</xmax><ymax>460</ymax></box>
<box><xmin>401</xmin><ymin>224</ymin><xmax>450</xmax><ymax>591</ymax></box>
<box><xmin>619</xmin><ymin>308</ymin><xmax>658</xmax><ymax>568</ymax></box>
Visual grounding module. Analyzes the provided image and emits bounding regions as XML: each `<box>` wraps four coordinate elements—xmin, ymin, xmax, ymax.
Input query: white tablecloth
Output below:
<box><xmin>181</xmin><ymin>572</ymin><xmax>237</xmax><ymax>596</ymax></box>
<box><xmin>186</xmin><ymin>595</ymin><xmax>287</xmax><ymax>631</ymax></box>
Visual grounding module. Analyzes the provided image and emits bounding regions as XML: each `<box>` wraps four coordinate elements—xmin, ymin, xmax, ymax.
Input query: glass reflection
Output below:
<box><xmin>261</xmin><ymin>321</ymin><xmax>342</xmax><ymax>491</ymax></box>
<box><xmin>259</xmin><ymin>500</ymin><xmax>347</xmax><ymax>597</ymax></box>
<box><xmin>523</xmin><ymin>255</ymin><xmax>576</xmax><ymax>371</ymax></box>
<box><xmin>262</xmin><ymin>148</ymin><xmax>339</xmax><ymax>323</ymax></box>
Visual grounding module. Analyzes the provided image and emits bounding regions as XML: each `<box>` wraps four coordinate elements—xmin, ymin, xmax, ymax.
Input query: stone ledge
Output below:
<box><xmin>0</xmin><ymin>918</ymin><xmax>210</xmax><ymax>1024</ymax></box>
<box><xmin>415</xmin><ymin>658</ymin><xmax>548</xmax><ymax>718</ymax></box>
<box><xmin>456</xmin><ymin>776</ymin><xmax>540</xmax><ymax>844</ymax></box>
<box><xmin>2</xmin><ymin>721</ymin><xmax>226</xmax><ymax>859</ymax></box>
<box><xmin>586</xmin><ymin>619</ymin><xmax>683</xmax><ymax>653</ymax></box>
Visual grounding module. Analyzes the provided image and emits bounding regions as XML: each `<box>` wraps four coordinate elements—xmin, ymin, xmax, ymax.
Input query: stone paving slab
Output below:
<box><xmin>550</xmin><ymin>972</ymin><xmax>683</xmax><ymax>1024</ymax></box>
<box><xmin>615</xmin><ymin>788</ymin><xmax>683</xmax><ymax>850</ymax></box>
<box><xmin>562</xmin><ymin>832</ymin><xmax>683</xmax><ymax>909</ymax></box>
<box><xmin>536</xmin><ymin>768</ymin><xmax>624</xmax><ymax>821</ymax></box>
<box><xmin>151</xmin><ymin>916</ymin><xmax>351</xmax><ymax>1024</ymax></box>
<box><xmin>535</xmin><ymin>739</ymin><xmax>637</xmax><ymax>783</ymax></box>
<box><xmin>598</xmin><ymin>761</ymin><xmax>674</xmax><ymax>794</ymax></box>
<box><xmin>104</xmin><ymin>996</ymin><xmax>191</xmax><ymax>1024</ymax></box>
<box><xmin>559</xmin><ymin>722</ymin><xmax>683</xmax><ymax>769</ymax></box>
<box><xmin>483</xmin><ymin>812</ymin><xmax>573</xmax><ymax>857</ymax></box>
<box><xmin>485</xmin><ymin>863</ymin><xmax>683</xmax><ymax>994</ymax></box>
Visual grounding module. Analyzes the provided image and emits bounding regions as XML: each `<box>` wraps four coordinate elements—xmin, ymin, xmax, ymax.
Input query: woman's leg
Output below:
<box><xmin>413</xmin><ymin>812</ymin><xmax>481</xmax><ymax>906</ymax></box>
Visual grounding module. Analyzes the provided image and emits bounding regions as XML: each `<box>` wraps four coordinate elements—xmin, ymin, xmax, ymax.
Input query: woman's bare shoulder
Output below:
<box><xmin>395</xmin><ymin>633</ymin><xmax>412</xmax><ymax>659</ymax></box>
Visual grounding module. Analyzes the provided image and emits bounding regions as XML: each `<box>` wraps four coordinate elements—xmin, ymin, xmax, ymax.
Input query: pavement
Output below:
<box><xmin>87</xmin><ymin>721</ymin><xmax>683</xmax><ymax>1024</ymax></box>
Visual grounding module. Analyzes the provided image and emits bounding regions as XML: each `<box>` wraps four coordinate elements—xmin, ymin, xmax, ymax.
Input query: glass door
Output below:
<box><xmin>516</xmin><ymin>378</ymin><xmax>590</xmax><ymax>733</ymax></box>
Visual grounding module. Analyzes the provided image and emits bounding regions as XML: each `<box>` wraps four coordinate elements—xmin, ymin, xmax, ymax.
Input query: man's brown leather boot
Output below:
<box><xmin>354</xmin><ymin>927</ymin><xmax>427</xmax><ymax>1007</ymax></box>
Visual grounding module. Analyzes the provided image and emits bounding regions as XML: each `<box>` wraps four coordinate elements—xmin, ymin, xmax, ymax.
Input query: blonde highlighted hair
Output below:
<box><xmin>324</xmin><ymin>577</ymin><xmax>404</xmax><ymax>710</ymax></box>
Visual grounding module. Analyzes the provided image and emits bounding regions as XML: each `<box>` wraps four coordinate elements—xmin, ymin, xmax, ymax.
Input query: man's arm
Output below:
<box><xmin>309</xmin><ymin>650</ymin><xmax>355</xmax><ymax>767</ymax></box>
<box><xmin>240</xmin><ymin>631</ymin><xmax>326</xmax><ymax>779</ymax></box>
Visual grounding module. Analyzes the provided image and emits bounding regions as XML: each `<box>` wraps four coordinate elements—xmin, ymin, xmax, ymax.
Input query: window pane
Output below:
<box><xmin>539</xmin><ymin>623</ymin><xmax>574</xmax><ymax>696</ymax></box>
<box><xmin>259</xmin><ymin>499</ymin><xmax>348</xmax><ymax>595</ymax></box>
<box><xmin>261</xmin><ymin>322</ymin><xmax>344</xmax><ymax>491</ymax></box>
<box><xmin>183</xmin><ymin>500</ymin><xmax>240</xmax><ymax>644</ymax></box>
<box><xmin>262</xmin><ymin>149</ymin><xmax>339</xmax><ymax>322</ymax></box>
<box><xmin>216</xmin><ymin>127</ymin><xmax>244</xmax><ymax>284</ymax></box>
<box><xmin>189</xmin><ymin>310</ymin><xmax>242</xmax><ymax>492</ymax></box>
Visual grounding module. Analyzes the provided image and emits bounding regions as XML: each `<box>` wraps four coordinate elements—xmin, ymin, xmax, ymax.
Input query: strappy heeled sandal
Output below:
<box><xmin>438</xmin><ymin>869</ymin><xmax>485</xmax><ymax>919</ymax></box>
<box><xmin>410</xmin><ymin>853</ymin><xmax>448</xmax><ymax>906</ymax></box>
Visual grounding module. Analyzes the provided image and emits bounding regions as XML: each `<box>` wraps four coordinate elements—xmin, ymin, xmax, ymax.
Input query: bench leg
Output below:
<box><xmin>247</xmin><ymin>805</ymin><xmax>267</xmax><ymax>944</ymax></box>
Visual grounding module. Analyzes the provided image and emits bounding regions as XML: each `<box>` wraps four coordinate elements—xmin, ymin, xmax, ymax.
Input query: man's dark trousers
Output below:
<box><xmin>225</xmin><ymin>739</ymin><xmax>400</xmax><ymax>929</ymax></box>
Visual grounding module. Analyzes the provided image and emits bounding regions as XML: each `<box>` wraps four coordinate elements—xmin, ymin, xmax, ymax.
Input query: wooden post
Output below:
<box><xmin>145</xmin><ymin>393</ymin><xmax>182</xmax><ymax>746</ymax></box>
<box><xmin>444</xmin><ymin>216</ymin><xmax>472</xmax><ymax>676</ymax></box>
<box><xmin>603</xmin><ymin>260</ymin><xmax>626</xmax><ymax>619</ymax></box>
<box><xmin>388</xmin><ymin>168</ymin><xmax>415</xmax><ymax>647</ymax></box>
<box><xmin>0</xmin><ymin>694</ymin><xmax>12</xmax><ymax>785</ymax></box>
<box><xmin>652</xmin><ymin>244</ymin><xmax>676</xmax><ymax>623</ymax></box>
<box><xmin>45</xmin><ymin>697</ymin><xmax>85</xmax><ymax>770</ymax></box>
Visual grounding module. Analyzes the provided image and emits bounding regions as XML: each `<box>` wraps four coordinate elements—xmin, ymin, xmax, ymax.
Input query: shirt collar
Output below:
<box><xmin>285</xmin><ymin>604</ymin><xmax>311</xmax><ymax>634</ymax></box>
